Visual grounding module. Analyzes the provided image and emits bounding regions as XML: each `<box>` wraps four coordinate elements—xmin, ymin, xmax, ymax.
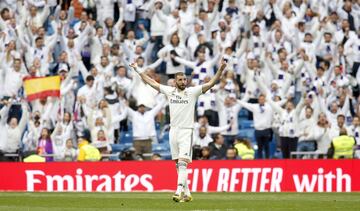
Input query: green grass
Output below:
<box><xmin>0</xmin><ymin>192</ymin><xmax>359</xmax><ymax>211</ymax></box>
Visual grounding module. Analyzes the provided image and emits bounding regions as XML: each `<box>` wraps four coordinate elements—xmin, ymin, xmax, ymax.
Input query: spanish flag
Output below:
<box><xmin>23</xmin><ymin>76</ymin><xmax>61</xmax><ymax>101</ymax></box>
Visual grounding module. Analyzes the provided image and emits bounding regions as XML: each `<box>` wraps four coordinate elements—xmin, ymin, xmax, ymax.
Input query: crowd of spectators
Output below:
<box><xmin>0</xmin><ymin>0</ymin><xmax>359</xmax><ymax>161</ymax></box>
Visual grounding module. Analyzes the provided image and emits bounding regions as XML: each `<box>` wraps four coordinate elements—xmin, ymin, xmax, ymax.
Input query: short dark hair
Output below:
<box><xmin>337</xmin><ymin>114</ymin><xmax>345</xmax><ymax>120</ymax></box>
<box><xmin>35</xmin><ymin>37</ymin><xmax>43</xmax><ymax>42</ymax></box>
<box><xmin>174</xmin><ymin>72</ymin><xmax>185</xmax><ymax>79</ymax></box>
<box><xmin>86</xmin><ymin>75</ymin><xmax>95</xmax><ymax>82</ymax></box>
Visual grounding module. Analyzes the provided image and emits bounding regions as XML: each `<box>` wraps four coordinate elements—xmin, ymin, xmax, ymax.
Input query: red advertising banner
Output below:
<box><xmin>0</xmin><ymin>160</ymin><xmax>359</xmax><ymax>192</ymax></box>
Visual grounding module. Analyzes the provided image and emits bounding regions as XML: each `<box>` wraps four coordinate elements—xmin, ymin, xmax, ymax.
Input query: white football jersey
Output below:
<box><xmin>160</xmin><ymin>85</ymin><xmax>203</xmax><ymax>129</ymax></box>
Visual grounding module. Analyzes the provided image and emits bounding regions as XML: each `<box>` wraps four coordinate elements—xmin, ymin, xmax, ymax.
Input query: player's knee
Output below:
<box><xmin>177</xmin><ymin>160</ymin><xmax>188</xmax><ymax>170</ymax></box>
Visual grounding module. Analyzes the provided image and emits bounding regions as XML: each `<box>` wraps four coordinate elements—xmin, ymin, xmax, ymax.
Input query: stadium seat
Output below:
<box><xmin>111</xmin><ymin>143</ymin><xmax>132</xmax><ymax>153</ymax></box>
<box><xmin>238</xmin><ymin>109</ymin><xmax>249</xmax><ymax>118</ymax></box>
<box><xmin>159</xmin><ymin>131</ymin><xmax>170</xmax><ymax>143</ymax></box>
<box><xmin>239</xmin><ymin>120</ymin><xmax>254</xmax><ymax>129</ymax></box>
<box><xmin>159</xmin><ymin>152</ymin><xmax>172</xmax><ymax>160</ymax></box>
<box><xmin>119</xmin><ymin>132</ymin><xmax>133</xmax><ymax>144</ymax></box>
<box><xmin>237</xmin><ymin>129</ymin><xmax>255</xmax><ymax>142</ymax></box>
<box><xmin>152</xmin><ymin>143</ymin><xmax>169</xmax><ymax>153</ymax></box>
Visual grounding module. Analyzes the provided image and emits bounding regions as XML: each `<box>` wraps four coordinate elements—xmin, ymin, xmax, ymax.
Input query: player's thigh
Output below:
<box><xmin>169</xmin><ymin>128</ymin><xmax>179</xmax><ymax>159</ymax></box>
<box><xmin>177</xmin><ymin>129</ymin><xmax>193</xmax><ymax>161</ymax></box>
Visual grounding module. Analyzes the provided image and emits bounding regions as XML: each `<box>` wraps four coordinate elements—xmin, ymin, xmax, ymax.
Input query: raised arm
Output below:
<box><xmin>129</xmin><ymin>62</ymin><xmax>160</xmax><ymax>92</ymax></box>
<box><xmin>202</xmin><ymin>59</ymin><xmax>227</xmax><ymax>93</ymax></box>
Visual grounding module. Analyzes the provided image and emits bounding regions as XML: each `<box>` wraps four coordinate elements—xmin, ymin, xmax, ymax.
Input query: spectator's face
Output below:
<box><xmin>198</xmin><ymin>52</ymin><xmax>205</xmax><ymax>62</ymax></box>
<box><xmin>127</xmin><ymin>31</ymin><xmax>135</xmax><ymax>40</ymax></box>
<box><xmin>271</xmin><ymin>83</ymin><xmax>278</xmax><ymax>91</ymax></box>
<box><xmin>33</xmin><ymin>58</ymin><xmax>41</xmax><ymax>68</ymax></box>
<box><xmin>138</xmin><ymin>105</ymin><xmax>146</xmax><ymax>114</ymax></box>
<box><xmin>298</xmin><ymin>23</ymin><xmax>305</xmax><ymax>32</ymax></box>
<box><xmin>201</xmin><ymin>148</ymin><xmax>210</xmax><ymax>157</ymax></box>
<box><xmin>105</xmin><ymin>18</ymin><xmax>114</xmax><ymax>27</ymax></box>
<box><xmin>117</xmin><ymin>67</ymin><xmax>126</xmax><ymax>77</ymax></box>
<box><xmin>275</xmin><ymin>31</ymin><xmax>282</xmax><ymax>42</ymax></box>
<box><xmin>199</xmin><ymin>127</ymin><xmax>207</xmax><ymax>138</ymax></box>
<box><xmin>317</xmin><ymin>68</ymin><xmax>324</xmax><ymax>77</ymax></box>
<box><xmin>284</xmin><ymin>9</ymin><xmax>292</xmax><ymax>18</ymax></box>
<box><xmin>180</xmin><ymin>2</ymin><xmax>187</xmax><ymax>11</ymax></box>
<box><xmin>96</xmin><ymin>28</ymin><xmax>104</xmax><ymax>36</ymax></box>
<box><xmin>41</xmin><ymin>128</ymin><xmax>49</xmax><ymax>138</ymax></box>
<box><xmin>198</xmin><ymin>116</ymin><xmax>208</xmax><ymax>126</ymax></box>
<box><xmin>305</xmin><ymin>8</ymin><xmax>312</xmax><ymax>17</ymax></box>
<box><xmin>353</xmin><ymin>117</ymin><xmax>360</xmax><ymax>127</ymax></box>
<box><xmin>37</xmin><ymin>27</ymin><xmax>45</xmax><ymax>37</ymax></box>
<box><xmin>171</xmin><ymin>34</ymin><xmax>179</xmax><ymax>46</ymax></box>
<box><xmin>101</xmin><ymin>57</ymin><xmax>109</xmax><ymax>67</ymax></box>
<box><xmin>337</xmin><ymin>116</ymin><xmax>345</xmax><ymax>128</ymax></box>
<box><xmin>175</xmin><ymin>74</ymin><xmax>187</xmax><ymax>90</ymax></box>
<box><xmin>252</xmin><ymin>26</ymin><xmax>260</xmax><ymax>35</ymax></box>
<box><xmin>10</xmin><ymin>18</ymin><xmax>16</xmax><ymax>27</ymax></box>
<box><xmin>97</xmin><ymin>130</ymin><xmax>106</xmax><ymax>140</ymax></box>
<box><xmin>278</xmin><ymin>51</ymin><xmax>287</xmax><ymax>61</ymax></box>
<box><xmin>344</xmin><ymin>1</ymin><xmax>352</xmax><ymax>11</ymax></box>
<box><xmin>330</xmin><ymin>103</ymin><xmax>338</xmax><ymax>113</ymax></box>
<box><xmin>305</xmin><ymin>108</ymin><xmax>313</xmax><ymax>119</ymax></box>
<box><xmin>324</xmin><ymin>34</ymin><xmax>332</xmax><ymax>42</ymax></box>
<box><xmin>258</xmin><ymin>95</ymin><xmax>265</xmax><ymax>105</ymax></box>
<box><xmin>334</xmin><ymin>67</ymin><xmax>341</xmax><ymax>75</ymax></box>
<box><xmin>304</xmin><ymin>34</ymin><xmax>312</xmax><ymax>43</ymax></box>
<box><xmin>1</xmin><ymin>10</ymin><xmax>10</xmax><ymax>20</ymax></box>
<box><xmin>80</xmin><ymin>12</ymin><xmax>88</xmax><ymax>21</ymax></box>
<box><xmin>136</xmin><ymin>58</ymin><xmax>145</xmax><ymax>66</ymax></box>
<box><xmin>66</xmin><ymin>140</ymin><xmax>73</xmax><ymax>149</ymax></box>
<box><xmin>30</xmin><ymin>6</ymin><xmax>37</xmax><ymax>16</ymax></box>
<box><xmin>318</xmin><ymin>113</ymin><xmax>327</xmax><ymax>125</ymax></box>
<box><xmin>95</xmin><ymin>118</ymin><xmax>104</xmax><ymax>126</ymax></box>
<box><xmin>9</xmin><ymin>118</ymin><xmax>18</xmax><ymax>129</ymax></box>
<box><xmin>172</xmin><ymin>9</ymin><xmax>179</xmax><ymax>18</ymax></box>
<box><xmin>286</xmin><ymin>101</ymin><xmax>294</xmax><ymax>112</ymax></box>
<box><xmin>35</xmin><ymin>38</ymin><xmax>44</xmax><ymax>48</ymax></box>
<box><xmin>64</xmin><ymin>113</ymin><xmax>71</xmax><ymax>123</ymax></box>
<box><xmin>60</xmin><ymin>10</ymin><xmax>67</xmax><ymax>20</ymax></box>
<box><xmin>13</xmin><ymin>60</ymin><xmax>21</xmax><ymax>71</ymax></box>
<box><xmin>215</xmin><ymin>135</ymin><xmax>224</xmax><ymax>145</ymax></box>
<box><xmin>194</xmin><ymin>24</ymin><xmax>201</xmax><ymax>33</ymax></box>
<box><xmin>91</xmin><ymin>67</ymin><xmax>98</xmax><ymax>76</ymax></box>
<box><xmin>86</xmin><ymin>79</ymin><xmax>94</xmax><ymax>87</ymax></box>
<box><xmin>99</xmin><ymin>100</ymin><xmax>107</xmax><ymax>109</ymax></box>
<box><xmin>281</xmin><ymin>61</ymin><xmax>289</xmax><ymax>70</ymax></box>
<box><xmin>226</xmin><ymin>149</ymin><xmax>237</xmax><ymax>160</ymax></box>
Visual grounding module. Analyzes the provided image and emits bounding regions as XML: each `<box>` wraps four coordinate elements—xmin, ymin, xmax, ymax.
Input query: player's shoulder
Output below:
<box><xmin>186</xmin><ymin>85</ymin><xmax>203</xmax><ymax>95</ymax></box>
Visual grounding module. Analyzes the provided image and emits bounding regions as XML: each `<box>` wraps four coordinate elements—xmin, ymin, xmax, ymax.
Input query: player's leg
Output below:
<box><xmin>175</xmin><ymin>129</ymin><xmax>193</xmax><ymax>202</ymax></box>
<box><xmin>169</xmin><ymin>128</ymin><xmax>182</xmax><ymax>202</ymax></box>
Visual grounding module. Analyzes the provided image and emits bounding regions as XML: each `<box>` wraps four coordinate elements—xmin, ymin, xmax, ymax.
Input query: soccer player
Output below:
<box><xmin>129</xmin><ymin>59</ymin><xmax>227</xmax><ymax>202</ymax></box>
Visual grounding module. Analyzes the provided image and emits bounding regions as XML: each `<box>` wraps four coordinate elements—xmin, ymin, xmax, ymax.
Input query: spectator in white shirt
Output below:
<box><xmin>125</xmin><ymin>96</ymin><xmax>166</xmax><ymax>157</ymax></box>
<box><xmin>268</xmin><ymin>96</ymin><xmax>304</xmax><ymax>159</ymax></box>
<box><xmin>297</xmin><ymin>106</ymin><xmax>318</xmax><ymax>157</ymax></box>
<box><xmin>4</xmin><ymin>101</ymin><xmax>29</xmax><ymax>156</ymax></box>
<box><xmin>238</xmin><ymin>94</ymin><xmax>273</xmax><ymax>158</ymax></box>
<box><xmin>157</xmin><ymin>33</ymin><xmax>187</xmax><ymax>78</ymax></box>
<box><xmin>216</xmin><ymin>91</ymin><xmax>241</xmax><ymax>146</ymax></box>
<box><xmin>193</xmin><ymin>126</ymin><xmax>213</xmax><ymax>148</ymax></box>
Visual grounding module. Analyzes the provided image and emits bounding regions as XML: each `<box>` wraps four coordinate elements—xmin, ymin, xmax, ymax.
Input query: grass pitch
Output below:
<box><xmin>0</xmin><ymin>192</ymin><xmax>358</xmax><ymax>211</ymax></box>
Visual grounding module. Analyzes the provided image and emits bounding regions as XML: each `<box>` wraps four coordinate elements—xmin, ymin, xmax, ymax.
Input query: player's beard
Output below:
<box><xmin>176</xmin><ymin>83</ymin><xmax>186</xmax><ymax>90</ymax></box>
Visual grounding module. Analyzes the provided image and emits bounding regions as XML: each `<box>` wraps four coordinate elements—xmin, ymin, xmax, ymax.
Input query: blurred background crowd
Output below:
<box><xmin>0</xmin><ymin>0</ymin><xmax>359</xmax><ymax>162</ymax></box>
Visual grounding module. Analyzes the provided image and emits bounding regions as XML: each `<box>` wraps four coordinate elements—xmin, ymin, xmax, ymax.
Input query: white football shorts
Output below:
<box><xmin>169</xmin><ymin>127</ymin><xmax>193</xmax><ymax>162</ymax></box>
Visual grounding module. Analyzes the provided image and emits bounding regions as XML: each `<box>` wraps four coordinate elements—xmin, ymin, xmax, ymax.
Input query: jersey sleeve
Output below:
<box><xmin>159</xmin><ymin>85</ymin><xmax>174</xmax><ymax>96</ymax></box>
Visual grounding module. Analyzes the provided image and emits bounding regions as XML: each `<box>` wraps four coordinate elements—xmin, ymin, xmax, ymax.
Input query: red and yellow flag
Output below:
<box><xmin>23</xmin><ymin>76</ymin><xmax>61</xmax><ymax>101</ymax></box>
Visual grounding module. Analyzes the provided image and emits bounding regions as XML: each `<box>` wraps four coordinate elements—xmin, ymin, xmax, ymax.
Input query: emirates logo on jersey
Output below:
<box><xmin>170</xmin><ymin>95</ymin><xmax>189</xmax><ymax>104</ymax></box>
